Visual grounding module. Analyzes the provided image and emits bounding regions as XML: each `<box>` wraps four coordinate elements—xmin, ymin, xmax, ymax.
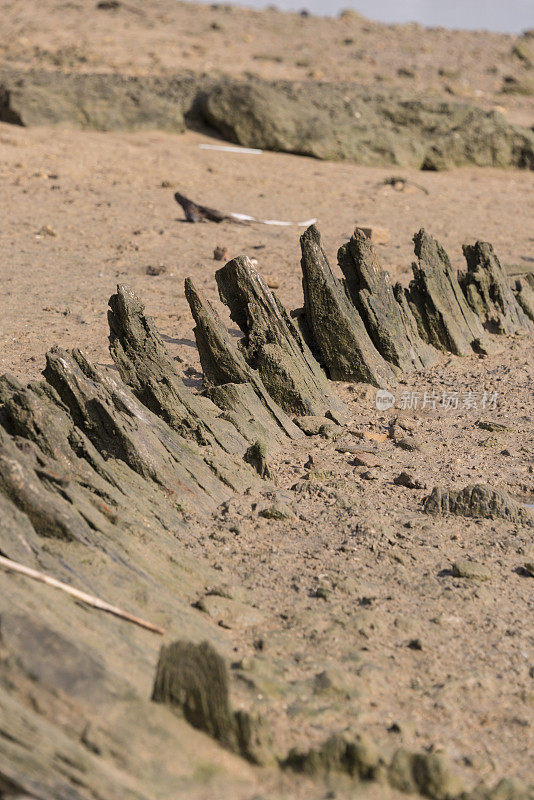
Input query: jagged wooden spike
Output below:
<box><xmin>215</xmin><ymin>256</ymin><xmax>350</xmax><ymax>424</ymax></box>
<box><xmin>152</xmin><ymin>640</ymin><xmax>239</xmax><ymax>751</ymax></box>
<box><xmin>297</xmin><ymin>226</ymin><xmax>394</xmax><ymax>387</ymax></box>
<box><xmin>459</xmin><ymin>242</ymin><xmax>533</xmax><ymax>334</ymax></box>
<box><xmin>337</xmin><ymin>229</ymin><xmax>439</xmax><ymax>370</ymax></box>
<box><xmin>184</xmin><ymin>278</ymin><xmax>302</xmax><ymax>442</ymax></box>
<box><xmin>0</xmin><ymin>485</ymin><xmax>47</xmax><ymax>565</ymax></box>
<box><xmin>406</xmin><ymin>230</ymin><xmax>495</xmax><ymax>355</ymax></box>
<box><xmin>0</xmin><ymin>374</ymin><xmax>201</xmax><ymax>552</ymax></box>
<box><xmin>0</xmin><ymin>426</ymin><xmax>94</xmax><ymax>545</ymax></box>
<box><xmin>513</xmin><ymin>275</ymin><xmax>534</xmax><ymax>321</ymax></box>
<box><xmin>108</xmin><ymin>284</ymin><xmax>248</xmax><ymax>455</ymax></box>
<box><xmin>42</xmin><ymin>347</ymin><xmax>240</xmax><ymax>510</ymax></box>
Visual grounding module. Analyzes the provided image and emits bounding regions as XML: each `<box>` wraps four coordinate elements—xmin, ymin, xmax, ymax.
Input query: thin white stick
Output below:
<box><xmin>0</xmin><ymin>555</ymin><xmax>165</xmax><ymax>635</ymax></box>
<box><xmin>230</xmin><ymin>212</ymin><xmax>317</xmax><ymax>227</ymax></box>
<box><xmin>199</xmin><ymin>144</ymin><xmax>263</xmax><ymax>154</ymax></box>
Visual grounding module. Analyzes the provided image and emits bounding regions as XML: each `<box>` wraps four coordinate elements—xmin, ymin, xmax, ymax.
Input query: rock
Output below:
<box><xmin>39</xmin><ymin>224</ymin><xmax>57</xmax><ymax>237</ymax></box>
<box><xmin>424</xmin><ymin>484</ymin><xmax>534</xmax><ymax>527</ymax></box>
<box><xmin>511</xmin><ymin>30</ymin><xmax>534</xmax><ymax>67</ymax></box>
<box><xmin>459</xmin><ymin>242</ymin><xmax>532</xmax><ymax>334</ymax></box>
<box><xmin>42</xmin><ymin>347</ymin><xmax>234</xmax><ymax>511</ymax></box>
<box><xmin>294</xmin><ymin>415</ymin><xmax>332</xmax><ymax>435</ymax></box>
<box><xmin>388</xmin><ymin>749</ymin><xmax>465</xmax><ymax>799</ymax></box>
<box><xmin>353</xmin><ymin>453</ymin><xmax>383</xmax><ymax>468</ymax></box>
<box><xmin>200</xmin><ymin>78</ymin><xmax>534</xmax><ymax>170</ymax></box>
<box><xmin>215</xmin><ymin>254</ymin><xmax>349</xmax><ymax>422</ymax></box>
<box><xmin>354</xmin><ymin>225</ymin><xmax>391</xmax><ymax>245</ymax></box>
<box><xmin>319</xmin><ymin>422</ymin><xmax>343</xmax><ymax>439</ymax></box>
<box><xmin>313</xmin><ymin>668</ymin><xmax>361</xmax><ymax>698</ymax></box>
<box><xmin>501</xmin><ymin>75</ymin><xmax>534</xmax><ymax>96</ymax></box>
<box><xmin>395</xmin><ymin>435</ymin><xmax>423</xmax><ymax>452</ymax></box>
<box><xmin>2</xmin><ymin>68</ymin><xmax>533</xmax><ymax>169</ymax></box>
<box><xmin>354</xmin><ymin>430</ymin><xmax>388</xmax><ymax>442</ymax></box>
<box><xmin>451</xmin><ymin>559</ymin><xmax>491</xmax><ymax>581</ymax></box>
<box><xmin>470</xmin><ymin>777</ymin><xmax>532</xmax><ymax>800</ymax></box>
<box><xmin>360</xmin><ymin>469</ymin><xmax>378</xmax><ymax>480</ymax></box>
<box><xmin>234</xmin><ymin>709</ymin><xmax>274</xmax><ymax>766</ymax></box>
<box><xmin>407</xmin><ymin>638</ymin><xmax>423</xmax><ymax>650</ymax></box>
<box><xmin>0</xmin><ymin>68</ymin><xmax>188</xmax><ymax>131</ymax></box>
<box><xmin>146</xmin><ymin>264</ymin><xmax>166</xmax><ymax>276</ymax></box>
<box><xmin>0</xmin><ymin>426</ymin><xmax>95</xmax><ymax>545</ymax></box>
<box><xmin>197</xmin><ymin>595</ymin><xmax>265</xmax><ymax>629</ymax></box>
<box><xmin>283</xmin><ymin>732</ymin><xmax>385</xmax><ymax>779</ymax></box>
<box><xmin>259</xmin><ymin>501</ymin><xmax>293</xmax><ymax>520</ymax></box>
<box><xmin>406</xmin><ymin>230</ymin><xmax>493</xmax><ymax>355</ymax></box>
<box><xmin>336</xmin><ymin>441</ymin><xmax>380</xmax><ymax>453</ymax></box>
<box><xmin>244</xmin><ymin>441</ymin><xmax>271</xmax><ymax>478</ymax></box>
<box><xmin>152</xmin><ymin>639</ymin><xmax>271</xmax><ymax>764</ymax></box>
<box><xmin>299</xmin><ymin>225</ymin><xmax>396</xmax><ymax>386</ymax></box>
<box><xmin>476</xmin><ymin>420</ymin><xmax>509</xmax><ymax>432</ymax></box>
<box><xmin>213</xmin><ymin>245</ymin><xmax>229</xmax><ymax>261</ymax></box>
<box><xmin>0</xmin><ymin>492</ymin><xmax>41</xmax><ymax>564</ymax></box>
<box><xmin>394</xmin><ymin>471</ymin><xmax>424</xmax><ymax>489</ymax></box>
<box><xmin>207</xmin><ymin>381</ymin><xmax>299</xmax><ymax>446</ymax></box>
<box><xmin>338</xmin><ymin>230</ymin><xmax>439</xmax><ymax>371</ymax></box>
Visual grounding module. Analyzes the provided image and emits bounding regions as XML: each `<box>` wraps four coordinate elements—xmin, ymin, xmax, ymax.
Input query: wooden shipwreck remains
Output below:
<box><xmin>0</xmin><ymin>221</ymin><xmax>532</xmax><ymax>799</ymax></box>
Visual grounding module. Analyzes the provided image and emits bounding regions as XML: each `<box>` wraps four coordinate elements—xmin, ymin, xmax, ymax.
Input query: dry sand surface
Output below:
<box><xmin>1</xmin><ymin>124</ymin><xmax>533</xmax><ymax>381</ymax></box>
<box><xmin>0</xmin><ymin>2</ymin><xmax>533</xmax><ymax>799</ymax></box>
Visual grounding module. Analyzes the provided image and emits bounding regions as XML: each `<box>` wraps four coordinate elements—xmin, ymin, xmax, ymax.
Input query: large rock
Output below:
<box><xmin>0</xmin><ymin>68</ymin><xmax>191</xmax><ymax>131</ymax></box>
<box><xmin>202</xmin><ymin>79</ymin><xmax>534</xmax><ymax>170</ymax></box>
<box><xmin>42</xmin><ymin>347</ymin><xmax>242</xmax><ymax>507</ymax></box>
<box><xmin>2</xmin><ymin>68</ymin><xmax>533</xmax><ymax>170</ymax></box>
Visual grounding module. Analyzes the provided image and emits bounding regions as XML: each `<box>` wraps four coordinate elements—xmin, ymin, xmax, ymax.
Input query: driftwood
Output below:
<box><xmin>0</xmin><ymin>555</ymin><xmax>165</xmax><ymax>634</ymax></box>
<box><xmin>174</xmin><ymin>190</ymin><xmax>316</xmax><ymax>227</ymax></box>
<box><xmin>299</xmin><ymin>225</ymin><xmax>396</xmax><ymax>385</ymax></box>
<box><xmin>174</xmin><ymin>191</ymin><xmax>237</xmax><ymax>223</ymax></box>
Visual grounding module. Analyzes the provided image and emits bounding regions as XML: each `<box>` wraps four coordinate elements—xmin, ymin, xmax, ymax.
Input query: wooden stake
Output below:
<box><xmin>0</xmin><ymin>555</ymin><xmax>165</xmax><ymax>635</ymax></box>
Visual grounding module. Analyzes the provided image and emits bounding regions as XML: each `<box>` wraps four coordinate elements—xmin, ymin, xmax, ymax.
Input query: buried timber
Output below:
<box><xmin>0</xmin><ymin>225</ymin><xmax>533</xmax><ymax>800</ymax></box>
